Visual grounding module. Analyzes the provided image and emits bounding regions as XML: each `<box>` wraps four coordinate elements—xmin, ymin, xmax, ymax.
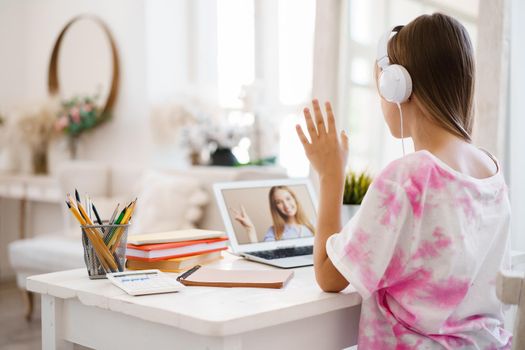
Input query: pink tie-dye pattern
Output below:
<box><xmin>403</xmin><ymin>159</ymin><xmax>456</xmax><ymax>218</ymax></box>
<box><xmin>420</xmin><ymin>276</ymin><xmax>470</xmax><ymax>308</ymax></box>
<box><xmin>380</xmin><ymin>192</ymin><xmax>403</xmax><ymax>226</ymax></box>
<box><xmin>457</xmin><ymin>195</ymin><xmax>476</xmax><ymax>219</ymax></box>
<box><xmin>343</xmin><ymin>229</ymin><xmax>381</xmax><ymax>292</ymax></box>
<box><xmin>432</xmin><ymin>227</ymin><xmax>452</xmax><ymax>249</ymax></box>
<box><xmin>379</xmin><ymin>248</ymin><xmax>406</xmax><ymax>289</ymax></box>
<box><xmin>330</xmin><ymin>151</ymin><xmax>510</xmax><ymax>349</ymax></box>
<box><xmin>343</xmin><ymin>229</ymin><xmax>369</xmax><ymax>263</ymax></box>
<box><xmin>358</xmin><ymin>311</ymin><xmax>396</xmax><ymax>349</ymax></box>
<box><xmin>413</xmin><ymin>227</ymin><xmax>452</xmax><ymax>259</ymax></box>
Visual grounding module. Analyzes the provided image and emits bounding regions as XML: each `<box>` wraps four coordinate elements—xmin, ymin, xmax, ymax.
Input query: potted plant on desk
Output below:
<box><xmin>341</xmin><ymin>171</ymin><xmax>373</xmax><ymax>225</ymax></box>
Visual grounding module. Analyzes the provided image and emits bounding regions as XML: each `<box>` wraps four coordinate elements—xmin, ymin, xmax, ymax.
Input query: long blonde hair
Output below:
<box><xmin>388</xmin><ymin>13</ymin><xmax>475</xmax><ymax>141</ymax></box>
<box><xmin>268</xmin><ymin>186</ymin><xmax>315</xmax><ymax>240</ymax></box>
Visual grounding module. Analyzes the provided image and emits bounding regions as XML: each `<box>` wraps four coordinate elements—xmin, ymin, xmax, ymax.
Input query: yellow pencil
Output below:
<box><xmin>109</xmin><ymin>199</ymin><xmax>137</xmax><ymax>253</ymax></box>
<box><xmin>68</xmin><ymin>195</ymin><xmax>118</xmax><ymax>271</ymax></box>
<box><xmin>66</xmin><ymin>200</ymin><xmax>111</xmax><ymax>272</ymax></box>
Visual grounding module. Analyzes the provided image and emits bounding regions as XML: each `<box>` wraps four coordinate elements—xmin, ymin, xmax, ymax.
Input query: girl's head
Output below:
<box><xmin>268</xmin><ymin>186</ymin><xmax>315</xmax><ymax>240</ymax></box>
<box><xmin>377</xmin><ymin>13</ymin><xmax>475</xmax><ymax>142</ymax></box>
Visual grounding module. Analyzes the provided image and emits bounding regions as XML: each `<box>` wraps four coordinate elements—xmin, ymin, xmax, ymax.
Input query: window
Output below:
<box><xmin>216</xmin><ymin>0</ymin><xmax>316</xmax><ymax>177</ymax></box>
<box><xmin>217</xmin><ymin>0</ymin><xmax>255</xmax><ymax>109</ymax></box>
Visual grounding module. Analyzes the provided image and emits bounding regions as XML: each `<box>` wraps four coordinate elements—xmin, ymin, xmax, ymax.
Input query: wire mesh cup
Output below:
<box><xmin>81</xmin><ymin>223</ymin><xmax>129</xmax><ymax>279</ymax></box>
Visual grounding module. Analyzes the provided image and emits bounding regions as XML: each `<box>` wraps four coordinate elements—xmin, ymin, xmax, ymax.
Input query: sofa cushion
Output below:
<box><xmin>128</xmin><ymin>171</ymin><xmax>209</xmax><ymax>235</ymax></box>
<box><xmin>8</xmin><ymin>236</ymin><xmax>85</xmax><ymax>284</ymax></box>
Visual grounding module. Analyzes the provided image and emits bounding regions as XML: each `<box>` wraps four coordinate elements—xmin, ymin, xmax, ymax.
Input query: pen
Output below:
<box><xmin>92</xmin><ymin>203</ymin><xmax>103</xmax><ymax>225</ymax></box>
<box><xmin>177</xmin><ymin>265</ymin><xmax>201</xmax><ymax>282</ymax></box>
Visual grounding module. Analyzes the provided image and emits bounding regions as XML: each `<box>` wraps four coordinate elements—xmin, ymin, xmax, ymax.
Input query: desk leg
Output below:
<box><xmin>41</xmin><ymin>294</ymin><xmax>73</xmax><ymax>350</ymax></box>
<box><xmin>19</xmin><ymin>197</ymin><xmax>26</xmax><ymax>239</ymax></box>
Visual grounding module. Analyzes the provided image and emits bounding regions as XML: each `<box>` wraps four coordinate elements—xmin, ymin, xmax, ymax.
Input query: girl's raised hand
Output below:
<box><xmin>296</xmin><ymin>100</ymin><xmax>349</xmax><ymax>181</ymax></box>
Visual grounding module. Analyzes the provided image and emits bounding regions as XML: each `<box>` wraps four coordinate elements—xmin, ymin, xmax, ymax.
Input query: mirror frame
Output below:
<box><xmin>48</xmin><ymin>14</ymin><xmax>120</xmax><ymax>123</ymax></box>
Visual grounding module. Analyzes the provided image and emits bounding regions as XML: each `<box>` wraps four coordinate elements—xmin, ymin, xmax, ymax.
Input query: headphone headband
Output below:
<box><xmin>376</xmin><ymin>26</ymin><xmax>404</xmax><ymax>69</ymax></box>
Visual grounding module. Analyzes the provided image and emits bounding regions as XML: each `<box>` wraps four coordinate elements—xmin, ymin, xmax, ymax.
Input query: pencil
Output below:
<box><xmin>103</xmin><ymin>203</ymin><xmax>120</xmax><ymax>241</ymax></box>
<box><xmin>104</xmin><ymin>205</ymin><xmax>127</xmax><ymax>245</ymax></box>
<box><xmin>72</xmin><ymin>198</ymin><xmax>118</xmax><ymax>271</ymax></box>
<box><xmin>108</xmin><ymin>200</ymin><xmax>133</xmax><ymax>249</ymax></box>
<box><xmin>109</xmin><ymin>199</ymin><xmax>137</xmax><ymax>253</ymax></box>
<box><xmin>66</xmin><ymin>200</ymin><xmax>111</xmax><ymax>272</ymax></box>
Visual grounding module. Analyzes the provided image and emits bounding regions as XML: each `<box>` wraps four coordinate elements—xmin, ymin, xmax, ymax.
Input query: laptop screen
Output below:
<box><xmin>214</xmin><ymin>180</ymin><xmax>317</xmax><ymax>246</ymax></box>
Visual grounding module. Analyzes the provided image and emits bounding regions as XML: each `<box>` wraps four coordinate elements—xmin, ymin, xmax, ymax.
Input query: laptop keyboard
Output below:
<box><xmin>247</xmin><ymin>246</ymin><xmax>313</xmax><ymax>260</ymax></box>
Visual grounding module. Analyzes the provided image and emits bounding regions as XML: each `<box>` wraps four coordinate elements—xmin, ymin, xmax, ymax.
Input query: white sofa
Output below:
<box><xmin>8</xmin><ymin>161</ymin><xmax>286</xmax><ymax>319</ymax></box>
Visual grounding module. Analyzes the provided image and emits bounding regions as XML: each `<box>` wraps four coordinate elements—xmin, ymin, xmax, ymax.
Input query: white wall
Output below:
<box><xmin>0</xmin><ymin>0</ymin><xmax>155</xmax><ymax>279</ymax></box>
<box><xmin>0</xmin><ymin>0</ymin><xmax>152</xmax><ymax>170</ymax></box>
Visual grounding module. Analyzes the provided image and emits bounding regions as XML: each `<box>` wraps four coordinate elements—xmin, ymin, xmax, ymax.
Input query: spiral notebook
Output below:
<box><xmin>176</xmin><ymin>265</ymin><xmax>294</xmax><ymax>289</ymax></box>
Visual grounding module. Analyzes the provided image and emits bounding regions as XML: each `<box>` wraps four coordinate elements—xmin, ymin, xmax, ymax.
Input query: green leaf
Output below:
<box><xmin>342</xmin><ymin>170</ymin><xmax>373</xmax><ymax>205</ymax></box>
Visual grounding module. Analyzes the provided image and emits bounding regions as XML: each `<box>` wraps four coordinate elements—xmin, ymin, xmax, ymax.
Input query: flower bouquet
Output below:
<box><xmin>180</xmin><ymin>121</ymin><xmax>246</xmax><ymax>166</ymax></box>
<box><xmin>16</xmin><ymin>101</ymin><xmax>58</xmax><ymax>174</ymax></box>
<box><xmin>55</xmin><ymin>95</ymin><xmax>105</xmax><ymax>158</ymax></box>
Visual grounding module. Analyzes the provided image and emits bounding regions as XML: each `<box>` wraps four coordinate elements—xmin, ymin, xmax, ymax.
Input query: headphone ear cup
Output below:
<box><xmin>378</xmin><ymin>64</ymin><xmax>413</xmax><ymax>103</ymax></box>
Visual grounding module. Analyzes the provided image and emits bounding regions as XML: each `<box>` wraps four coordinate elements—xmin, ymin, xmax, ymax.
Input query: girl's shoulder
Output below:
<box><xmin>373</xmin><ymin>150</ymin><xmax>505</xmax><ymax>195</ymax></box>
<box><xmin>375</xmin><ymin>150</ymin><xmax>439</xmax><ymax>186</ymax></box>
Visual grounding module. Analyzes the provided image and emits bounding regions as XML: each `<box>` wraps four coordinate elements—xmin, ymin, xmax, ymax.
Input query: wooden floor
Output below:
<box><xmin>0</xmin><ymin>280</ymin><xmax>89</xmax><ymax>350</ymax></box>
<box><xmin>0</xmin><ymin>280</ymin><xmax>41</xmax><ymax>350</ymax></box>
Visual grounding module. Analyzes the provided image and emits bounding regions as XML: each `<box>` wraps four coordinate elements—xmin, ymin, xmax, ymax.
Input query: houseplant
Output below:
<box><xmin>342</xmin><ymin>170</ymin><xmax>373</xmax><ymax>224</ymax></box>
<box><xmin>54</xmin><ymin>94</ymin><xmax>106</xmax><ymax>158</ymax></box>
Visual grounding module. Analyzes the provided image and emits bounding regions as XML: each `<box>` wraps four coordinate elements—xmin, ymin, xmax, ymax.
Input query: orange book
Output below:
<box><xmin>125</xmin><ymin>251</ymin><xmax>223</xmax><ymax>272</ymax></box>
<box><xmin>125</xmin><ymin>237</ymin><xmax>229</xmax><ymax>261</ymax></box>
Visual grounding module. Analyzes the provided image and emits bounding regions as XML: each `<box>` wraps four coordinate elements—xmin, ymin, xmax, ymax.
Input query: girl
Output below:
<box><xmin>231</xmin><ymin>186</ymin><xmax>315</xmax><ymax>242</ymax></box>
<box><xmin>296</xmin><ymin>13</ymin><xmax>511</xmax><ymax>349</ymax></box>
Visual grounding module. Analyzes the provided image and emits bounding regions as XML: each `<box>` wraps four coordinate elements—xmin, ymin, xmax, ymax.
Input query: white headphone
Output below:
<box><xmin>376</xmin><ymin>26</ymin><xmax>412</xmax><ymax>104</ymax></box>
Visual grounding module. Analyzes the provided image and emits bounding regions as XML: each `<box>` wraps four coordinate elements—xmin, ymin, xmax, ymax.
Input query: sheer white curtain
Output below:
<box><xmin>473</xmin><ymin>0</ymin><xmax>510</xmax><ymax>163</ymax></box>
<box><xmin>509</xmin><ymin>0</ymin><xmax>525</xmax><ymax>251</ymax></box>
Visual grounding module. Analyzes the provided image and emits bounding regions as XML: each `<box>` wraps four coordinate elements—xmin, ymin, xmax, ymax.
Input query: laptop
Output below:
<box><xmin>213</xmin><ymin>179</ymin><xmax>317</xmax><ymax>268</ymax></box>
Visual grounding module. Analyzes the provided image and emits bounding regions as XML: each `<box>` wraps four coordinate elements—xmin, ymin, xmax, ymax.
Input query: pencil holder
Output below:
<box><xmin>81</xmin><ymin>223</ymin><xmax>129</xmax><ymax>279</ymax></box>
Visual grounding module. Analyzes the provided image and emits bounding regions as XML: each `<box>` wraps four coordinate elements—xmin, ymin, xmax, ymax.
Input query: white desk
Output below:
<box><xmin>0</xmin><ymin>174</ymin><xmax>61</xmax><ymax>239</ymax></box>
<box><xmin>27</xmin><ymin>253</ymin><xmax>362</xmax><ymax>350</ymax></box>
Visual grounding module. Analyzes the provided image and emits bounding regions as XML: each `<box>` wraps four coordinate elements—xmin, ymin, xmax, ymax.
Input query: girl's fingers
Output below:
<box><xmin>296</xmin><ymin>125</ymin><xmax>310</xmax><ymax>146</ymax></box>
<box><xmin>303</xmin><ymin>108</ymin><xmax>318</xmax><ymax>140</ymax></box>
<box><xmin>312</xmin><ymin>99</ymin><xmax>326</xmax><ymax>134</ymax></box>
<box><xmin>325</xmin><ymin>101</ymin><xmax>336</xmax><ymax>134</ymax></box>
<box><xmin>341</xmin><ymin>130</ymin><xmax>349</xmax><ymax>151</ymax></box>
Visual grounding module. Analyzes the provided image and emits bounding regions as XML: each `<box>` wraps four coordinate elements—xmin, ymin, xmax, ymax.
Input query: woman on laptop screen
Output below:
<box><xmin>230</xmin><ymin>186</ymin><xmax>315</xmax><ymax>243</ymax></box>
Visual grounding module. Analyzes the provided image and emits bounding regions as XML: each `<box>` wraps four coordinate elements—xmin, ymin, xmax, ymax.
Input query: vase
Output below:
<box><xmin>68</xmin><ymin>135</ymin><xmax>78</xmax><ymax>159</ymax></box>
<box><xmin>190</xmin><ymin>151</ymin><xmax>201</xmax><ymax>166</ymax></box>
<box><xmin>341</xmin><ymin>204</ymin><xmax>360</xmax><ymax>225</ymax></box>
<box><xmin>32</xmin><ymin>147</ymin><xmax>48</xmax><ymax>174</ymax></box>
<box><xmin>210</xmin><ymin>148</ymin><xmax>238</xmax><ymax>166</ymax></box>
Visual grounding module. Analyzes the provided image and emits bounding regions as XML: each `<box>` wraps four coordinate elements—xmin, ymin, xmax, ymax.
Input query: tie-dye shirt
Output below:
<box><xmin>327</xmin><ymin>150</ymin><xmax>512</xmax><ymax>349</ymax></box>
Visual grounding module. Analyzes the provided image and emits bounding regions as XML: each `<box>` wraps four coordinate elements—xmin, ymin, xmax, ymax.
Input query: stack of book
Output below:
<box><xmin>125</xmin><ymin>229</ymin><xmax>229</xmax><ymax>272</ymax></box>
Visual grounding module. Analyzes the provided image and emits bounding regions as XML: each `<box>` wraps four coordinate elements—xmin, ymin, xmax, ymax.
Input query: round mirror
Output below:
<box><xmin>48</xmin><ymin>15</ymin><xmax>119</xmax><ymax>118</ymax></box>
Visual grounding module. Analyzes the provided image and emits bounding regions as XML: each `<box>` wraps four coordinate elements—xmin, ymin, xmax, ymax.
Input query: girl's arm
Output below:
<box><xmin>296</xmin><ymin>100</ymin><xmax>350</xmax><ymax>292</ymax></box>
